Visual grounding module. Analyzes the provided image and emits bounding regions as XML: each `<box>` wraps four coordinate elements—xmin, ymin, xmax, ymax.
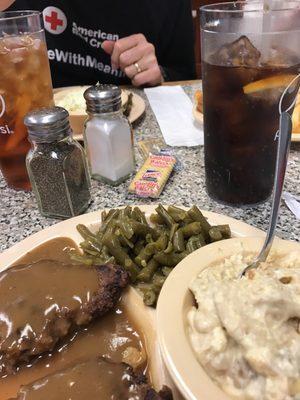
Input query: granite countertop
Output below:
<box><xmin>1</xmin><ymin>83</ymin><xmax>300</xmax><ymax>252</ymax></box>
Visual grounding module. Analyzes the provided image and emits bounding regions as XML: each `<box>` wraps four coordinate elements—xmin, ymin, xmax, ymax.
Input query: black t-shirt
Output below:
<box><xmin>7</xmin><ymin>0</ymin><xmax>196</xmax><ymax>87</ymax></box>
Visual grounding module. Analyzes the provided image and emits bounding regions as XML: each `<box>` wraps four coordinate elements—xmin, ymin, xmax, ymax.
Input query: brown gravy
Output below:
<box><xmin>0</xmin><ymin>238</ymin><xmax>143</xmax><ymax>400</ymax></box>
<box><xmin>15</xmin><ymin>359</ymin><xmax>140</xmax><ymax>400</ymax></box>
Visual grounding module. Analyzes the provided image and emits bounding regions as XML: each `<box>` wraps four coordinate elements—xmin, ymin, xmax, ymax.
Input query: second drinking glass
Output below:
<box><xmin>200</xmin><ymin>1</ymin><xmax>300</xmax><ymax>206</ymax></box>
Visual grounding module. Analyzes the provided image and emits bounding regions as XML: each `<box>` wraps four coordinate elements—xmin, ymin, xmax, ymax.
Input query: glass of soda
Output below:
<box><xmin>0</xmin><ymin>11</ymin><xmax>53</xmax><ymax>190</ymax></box>
<box><xmin>200</xmin><ymin>1</ymin><xmax>300</xmax><ymax>206</ymax></box>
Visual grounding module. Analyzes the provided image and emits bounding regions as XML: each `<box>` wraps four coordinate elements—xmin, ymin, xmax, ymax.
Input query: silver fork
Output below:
<box><xmin>239</xmin><ymin>74</ymin><xmax>299</xmax><ymax>278</ymax></box>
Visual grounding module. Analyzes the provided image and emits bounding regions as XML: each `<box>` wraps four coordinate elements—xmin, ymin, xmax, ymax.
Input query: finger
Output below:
<box><xmin>119</xmin><ymin>42</ymin><xmax>154</xmax><ymax>70</ymax></box>
<box><xmin>132</xmin><ymin>65</ymin><xmax>162</xmax><ymax>87</ymax></box>
<box><xmin>111</xmin><ymin>34</ymin><xmax>146</xmax><ymax>69</ymax></box>
<box><xmin>124</xmin><ymin>53</ymin><xmax>157</xmax><ymax>80</ymax></box>
<box><xmin>101</xmin><ymin>40</ymin><xmax>115</xmax><ymax>55</ymax></box>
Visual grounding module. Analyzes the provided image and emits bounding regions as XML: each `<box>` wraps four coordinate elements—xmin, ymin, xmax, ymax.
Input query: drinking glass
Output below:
<box><xmin>200</xmin><ymin>1</ymin><xmax>300</xmax><ymax>206</ymax></box>
<box><xmin>0</xmin><ymin>11</ymin><xmax>53</xmax><ymax>190</ymax></box>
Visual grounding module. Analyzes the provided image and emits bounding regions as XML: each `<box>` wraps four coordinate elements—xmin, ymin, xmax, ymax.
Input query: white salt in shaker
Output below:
<box><xmin>83</xmin><ymin>84</ymin><xmax>135</xmax><ymax>185</ymax></box>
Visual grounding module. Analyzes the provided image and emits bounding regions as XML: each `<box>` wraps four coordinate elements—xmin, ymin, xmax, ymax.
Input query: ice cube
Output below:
<box><xmin>9</xmin><ymin>47</ymin><xmax>28</xmax><ymax>64</ymax></box>
<box><xmin>212</xmin><ymin>35</ymin><xmax>261</xmax><ymax>67</ymax></box>
<box><xmin>266</xmin><ymin>46</ymin><xmax>300</xmax><ymax>67</ymax></box>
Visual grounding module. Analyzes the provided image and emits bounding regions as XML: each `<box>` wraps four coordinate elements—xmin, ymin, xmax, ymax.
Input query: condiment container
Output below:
<box><xmin>24</xmin><ymin>107</ymin><xmax>91</xmax><ymax>219</ymax></box>
<box><xmin>83</xmin><ymin>84</ymin><xmax>135</xmax><ymax>185</ymax></box>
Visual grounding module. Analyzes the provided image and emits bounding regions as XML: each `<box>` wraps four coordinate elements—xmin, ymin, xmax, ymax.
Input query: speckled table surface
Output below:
<box><xmin>1</xmin><ymin>82</ymin><xmax>300</xmax><ymax>252</ymax></box>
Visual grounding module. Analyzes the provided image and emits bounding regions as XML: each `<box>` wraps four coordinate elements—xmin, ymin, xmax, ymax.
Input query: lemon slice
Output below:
<box><xmin>243</xmin><ymin>74</ymin><xmax>297</xmax><ymax>94</ymax></box>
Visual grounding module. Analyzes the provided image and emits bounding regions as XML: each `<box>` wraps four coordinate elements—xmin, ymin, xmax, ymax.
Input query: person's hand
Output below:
<box><xmin>102</xmin><ymin>34</ymin><xmax>163</xmax><ymax>87</ymax></box>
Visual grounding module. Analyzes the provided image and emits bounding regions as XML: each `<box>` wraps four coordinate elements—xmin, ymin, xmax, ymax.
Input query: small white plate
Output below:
<box><xmin>292</xmin><ymin>133</ymin><xmax>300</xmax><ymax>142</ymax></box>
<box><xmin>54</xmin><ymin>86</ymin><xmax>146</xmax><ymax>140</ymax></box>
<box><xmin>193</xmin><ymin>91</ymin><xmax>300</xmax><ymax>143</ymax></box>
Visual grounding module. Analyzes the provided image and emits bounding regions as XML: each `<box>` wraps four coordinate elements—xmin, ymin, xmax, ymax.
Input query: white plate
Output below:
<box><xmin>292</xmin><ymin>133</ymin><xmax>300</xmax><ymax>142</ymax></box>
<box><xmin>192</xmin><ymin>105</ymin><xmax>203</xmax><ymax>124</ymax></box>
<box><xmin>157</xmin><ymin>237</ymin><xmax>300</xmax><ymax>400</ymax></box>
<box><xmin>54</xmin><ymin>86</ymin><xmax>146</xmax><ymax>140</ymax></box>
<box><xmin>0</xmin><ymin>206</ymin><xmax>264</xmax><ymax>399</ymax></box>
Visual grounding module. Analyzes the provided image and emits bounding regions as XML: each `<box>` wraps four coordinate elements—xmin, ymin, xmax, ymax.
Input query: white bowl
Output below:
<box><xmin>157</xmin><ymin>237</ymin><xmax>300</xmax><ymax>400</ymax></box>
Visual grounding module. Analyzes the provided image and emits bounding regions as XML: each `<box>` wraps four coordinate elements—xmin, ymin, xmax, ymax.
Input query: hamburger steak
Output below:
<box><xmin>0</xmin><ymin>261</ymin><xmax>129</xmax><ymax>376</ymax></box>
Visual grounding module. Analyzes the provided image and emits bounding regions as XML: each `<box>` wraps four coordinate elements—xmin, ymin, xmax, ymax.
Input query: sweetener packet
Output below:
<box><xmin>128</xmin><ymin>153</ymin><xmax>176</xmax><ymax>198</ymax></box>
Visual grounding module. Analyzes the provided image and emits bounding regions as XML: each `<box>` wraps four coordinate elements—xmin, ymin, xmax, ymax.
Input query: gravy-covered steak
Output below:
<box><xmin>12</xmin><ymin>358</ymin><xmax>173</xmax><ymax>400</ymax></box>
<box><xmin>0</xmin><ymin>261</ymin><xmax>129</xmax><ymax>376</ymax></box>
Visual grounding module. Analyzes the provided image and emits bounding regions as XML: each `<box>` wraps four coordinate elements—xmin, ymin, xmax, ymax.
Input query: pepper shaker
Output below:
<box><xmin>83</xmin><ymin>84</ymin><xmax>135</xmax><ymax>185</ymax></box>
<box><xmin>24</xmin><ymin>107</ymin><xmax>91</xmax><ymax>219</ymax></box>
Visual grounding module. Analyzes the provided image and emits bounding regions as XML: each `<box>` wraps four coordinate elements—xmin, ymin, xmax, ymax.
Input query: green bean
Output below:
<box><xmin>101</xmin><ymin>257</ymin><xmax>116</xmax><ymax>264</ymax></box>
<box><xmin>164</xmin><ymin>242</ymin><xmax>173</xmax><ymax>254</ymax></box>
<box><xmin>143</xmin><ymin>290</ymin><xmax>157</xmax><ymax>307</ymax></box>
<box><xmin>99</xmin><ymin>209</ymin><xmax>120</xmax><ymax>233</ymax></box>
<box><xmin>129</xmin><ymin>220</ymin><xmax>154</xmax><ymax>237</ymax></box>
<box><xmin>187</xmin><ymin>206</ymin><xmax>211</xmax><ymax>241</ymax></box>
<box><xmin>145</xmin><ymin>233</ymin><xmax>153</xmax><ymax>244</ymax></box>
<box><xmin>102</xmin><ymin>233</ymin><xmax>139</xmax><ymax>280</ymax></box>
<box><xmin>76</xmin><ymin>226</ymin><xmax>103</xmax><ymax>252</ymax></box>
<box><xmin>154</xmin><ymin>233</ymin><xmax>168</xmax><ymax>252</ymax></box>
<box><xmin>135</xmin><ymin>242</ymin><xmax>156</xmax><ymax>267</ymax></box>
<box><xmin>154</xmin><ymin>251</ymin><xmax>187</xmax><ymax>267</ymax></box>
<box><xmin>209</xmin><ymin>227</ymin><xmax>223</xmax><ymax>242</ymax></box>
<box><xmin>137</xmin><ymin>258</ymin><xmax>159</xmax><ymax>282</ymax></box>
<box><xmin>123</xmin><ymin>205</ymin><xmax>133</xmax><ymax>217</ymax></box>
<box><xmin>196</xmin><ymin>233</ymin><xmax>206</xmax><ymax>246</ymax></box>
<box><xmin>132</xmin><ymin>239</ymin><xmax>145</xmax><ymax>256</ymax></box>
<box><xmin>173</xmin><ymin>229</ymin><xmax>185</xmax><ymax>252</ymax></box>
<box><xmin>162</xmin><ymin>267</ymin><xmax>173</xmax><ymax>277</ymax></box>
<box><xmin>152</xmin><ymin>273</ymin><xmax>166</xmax><ymax>288</ymax></box>
<box><xmin>156</xmin><ymin>204</ymin><xmax>175</xmax><ymax>228</ymax></box>
<box><xmin>93</xmin><ymin>257</ymin><xmax>111</xmax><ymax>265</ymax></box>
<box><xmin>119</xmin><ymin>206</ymin><xmax>132</xmax><ymax>220</ymax></box>
<box><xmin>95</xmin><ymin>230</ymin><xmax>104</xmax><ymax>242</ymax></box>
<box><xmin>101</xmin><ymin>210</ymin><xmax>107</xmax><ymax>222</ymax></box>
<box><xmin>115</xmin><ymin>217</ymin><xmax>135</xmax><ymax>239</ymax></box>
<box><xmin>115</xmin><ymin>228</ymin><xmax>135</xmax><ymax>249</ymax></box>
<box><xmin>215</xmin><ymin>224</ymin><xmax>231</xmax><ymax>239</ymax></box>
<box><xmin>75</xmin><ymin>204</ymin><xmax>232</xmax><ymax>308</ymax></box>
<box><xmin>69</xmin><ymin>252</ymin><xmax>94</xmax><ymax>266</ymax></box>
<box><xmin>136</xmin><ymin>282</ymin><xmax>160</xmax><ymax>293</ymax></box>
<box><xmin>181</xmin><ymin>222</ymin><xmax>202</xmax><ymax>238</ymax></box>
<box><xmin>167</xmin><ymin>205</ymin><xmax>189</xmax><ymax>222</ymax></box>
<box><xmin>164</xmin><ymin>223</ymin><xmax>178</xmax><ymax>254</ymax></box>
<box><xmin>80</xmin><ymin>247</ymin><xmax>99</xmax><ymax>257</ymax></box>
<box><xmin>133</xmin><ymin>207</ymin><xmax>148</xmax><ymax>225</ymax></box>
<box><xmin>77</xmin><ymin>224</ymin><xmax>102</xmax><ymax>244</ymax></box>
<box><xmin>149</xmin><ymin>213</ymin><xmax>165</xmax><ymax>225</ymax></box>
<box><xmin>186</xmin><ymin>235</ymin><xmax>204</xmax><ymax>253</ymax></box>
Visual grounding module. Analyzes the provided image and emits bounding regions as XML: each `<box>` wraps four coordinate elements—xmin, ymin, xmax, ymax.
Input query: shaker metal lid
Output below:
<box><xmin>84</xmin><ymin>84</ymin><xmax>122</xmax><ymax>113</ymax></box>
<box><xmin>24</xmin><ymin>106</ymin><xmax>71</xmax><ymax>143</ymax></box>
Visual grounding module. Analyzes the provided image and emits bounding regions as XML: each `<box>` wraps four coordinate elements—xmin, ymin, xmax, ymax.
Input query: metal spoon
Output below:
<box><xmin>239</xmin><ymin>111</ymin><xmax>292</xmax><ymax>278</ymax></box>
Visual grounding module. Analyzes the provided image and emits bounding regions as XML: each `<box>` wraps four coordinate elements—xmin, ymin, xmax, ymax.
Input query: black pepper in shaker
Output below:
<box><xmin>24</xmin><ymin>106</ymin><xmax>91</xmax><ymax>219</ymax></box>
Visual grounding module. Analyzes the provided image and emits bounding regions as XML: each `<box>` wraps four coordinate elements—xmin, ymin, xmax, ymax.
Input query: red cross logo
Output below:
<box><xmin>43</xmin><ymin>7</ymin><xmax>67</xmax><ymax>35</ymax></box>
<box><xmin>45</xmin><ymin>11</ymin><xmax>63</xmax><ymax>31</ymax></box>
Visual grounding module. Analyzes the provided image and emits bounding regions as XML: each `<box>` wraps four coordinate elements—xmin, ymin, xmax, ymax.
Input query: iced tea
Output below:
<box><xmin>0</xmin><ymin>14</ymin><xmax>53</xmax><ymax>190</ymax></box>
<box><xmin>200</xmin><ymin>1</ymin><xmax>300</xmax><ymax>206</ymax></box>
<box><xmin>202</xmin><ymin>36</ymin><xmax>299</xmax><ymax>205</ymax></box>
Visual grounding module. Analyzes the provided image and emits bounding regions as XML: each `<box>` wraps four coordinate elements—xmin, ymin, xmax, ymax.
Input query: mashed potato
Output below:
<box><xmin>188</xmin><ymin>251</ymin><xmax>300</xmax><ymax>400</ymax></box>
<box><xmin>55</xmin><ymin>88</ymin><xmax>87</xmax><ymax>113</ymax></box>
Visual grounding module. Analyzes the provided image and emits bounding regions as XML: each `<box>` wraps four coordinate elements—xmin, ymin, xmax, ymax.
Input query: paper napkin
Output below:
<box><xmin>282</xmin><ymin>191</ymin><xmax>300</xmax><ymax>220</ymax></box>
<box><xmin>144</xmin><ymin>86</ymin><xmax>203</xmax><ymax>147</ymax></box>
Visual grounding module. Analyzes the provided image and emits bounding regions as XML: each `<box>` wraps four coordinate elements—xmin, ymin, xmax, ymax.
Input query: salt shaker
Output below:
<box><xmin>83</xmin><ymin>84</ymin><xmax>135</xmax><ymax>185</ymax></box>
<box><xmin>24</xmin><ymin>107</ymin><xmax>91</xmax><ymax>219</ymax></box>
